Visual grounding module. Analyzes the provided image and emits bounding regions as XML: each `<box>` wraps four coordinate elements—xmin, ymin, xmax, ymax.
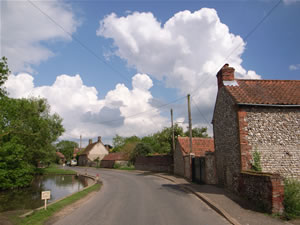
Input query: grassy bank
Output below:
<box><xmin>19</xmin><ymin>183</ymin><xmax>101</xmax><ymax>225</ymax></box>
<box><xmin>36</xmin><ymin>164</ymin><xmax>76</xmax><ymax>175</ymax></box>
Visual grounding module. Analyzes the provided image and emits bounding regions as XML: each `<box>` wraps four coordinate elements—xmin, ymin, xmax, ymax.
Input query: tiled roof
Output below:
<box><xmin>177</xmin><ymin>137</ymin><xmax>214</xmax><ymax>157</ymax></box>
<box><xmin>56</xmin><ymin>151</ymin><xmax>65</xmax><ymax>159</ymax></box>
<box><xmin>225</xmin><ymin>79</ymin><xmax>300</xmax><ymax>105</ymax></box>
<box><xmin>80</xmin><ymin>142</ymin><xmax>98</xmax><ymax>155</ymax></box>
<box><xmin>102</xmin><ymin>153</ymin><xmax>128</xmax><ymax>161</ymax></box>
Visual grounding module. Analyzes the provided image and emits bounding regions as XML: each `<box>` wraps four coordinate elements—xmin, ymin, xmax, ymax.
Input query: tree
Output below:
<box><xmin>56</xmin><ymin>140</ymin><xmax>78</xmax><ymax>161</ymax></box>
<box><xmin>0</xmin><ymin>97</ymin><xmax>65</xmax><ymax>189</ymax></box>
<box><xmin>0</xmin><ymin>57</ymin><xmax>10</xmax><ymax>97</ymax></box>
<box><xmin>130</xmin><ymin>143</ymin><xmax>153</xmax><ymax>163</ymax></box>
<box><xmin>184</xmin><ymin>127</ymin><xmax>209</xmax><ymax>138</ymax></box>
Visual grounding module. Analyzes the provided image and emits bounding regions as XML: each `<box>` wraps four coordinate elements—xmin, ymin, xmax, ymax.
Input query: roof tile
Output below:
<box><xmin>177</xmin><ymin>137</ymin><xmax>214</xmax><ymax>157</ymax></box>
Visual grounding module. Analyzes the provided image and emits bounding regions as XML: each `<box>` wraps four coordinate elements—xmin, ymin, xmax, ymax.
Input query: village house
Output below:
<box><xmin>56</xmin><ymin>151</ymin><xmax>65</xmax><ymax>164</ymax></box>
<box><xmin>100</xmin><ymin>152</ymin><xmax>128</xmax><ymax>168</ymax></box>
<box><xmin>78</xmin><ymin>136</ymin><xmax>109</xmax><ymax>166</ymax></box>
<box><xmin>173</xmin><ymin>137</ymin><xmax>216</xmax><ymax>184</ymax></box>
<box><xmin>212</xmin><ymin>64</ymin><xmax>300</xmax><ymax>213</ymax></box>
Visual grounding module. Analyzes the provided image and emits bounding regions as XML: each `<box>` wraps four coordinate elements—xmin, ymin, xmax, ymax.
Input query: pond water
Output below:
<box><xmin>0</xmin><ymin>174</ymin><xmax>93</xmax><ymax>212</ymax></box>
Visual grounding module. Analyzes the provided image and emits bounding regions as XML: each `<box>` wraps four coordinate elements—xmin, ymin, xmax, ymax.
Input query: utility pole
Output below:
<box><xmin>187</xmin><ymin>94</ymin><xmax>193</xmax><ymax>154</ymax></box>
<box><xmin>80</xmin><ymin>135</ymin><xmax>82</xmax><ymax>150</ymax></box>
<box><xmin>171</xmin><ymin>108</ymin><xmax>175</xmax><ymax>155</ymax></box>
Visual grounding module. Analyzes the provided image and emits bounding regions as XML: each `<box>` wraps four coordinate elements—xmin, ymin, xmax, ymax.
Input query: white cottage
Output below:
<box><xmin>78</xmin><ymin>136</ymin><xmax>108</xmax><ymax>166</ymax></box>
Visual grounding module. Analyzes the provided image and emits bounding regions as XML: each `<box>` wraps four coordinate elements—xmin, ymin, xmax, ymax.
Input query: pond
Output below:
<box><xmin>0</xmin><ymin>174</ymin><xmax>93</xmax><ymax>212</ymax></box>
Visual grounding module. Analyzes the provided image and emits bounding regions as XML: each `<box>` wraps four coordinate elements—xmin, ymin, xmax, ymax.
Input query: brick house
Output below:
<box><xmin>56</xmin><ymin>151</ymin><xmax>65</xmax><ymax>164</ymax></box>
<box><xmin>78</xmin><ymin>136</ymin><xmax>109</xmax><ymax>166</ymax></box>
<box><xmin>174</xmin><ymin>137</ymin><xmax>215</xmax><ymax>183</ymax></box>
<box><xmin>100</xmin><ymin>152</ymin><xmax>128</xmax><ymax>168</ymax></box>
<box><xmin>213</xmin><ymin>64</ymin><xmax>300</xmax><ymax>191</ymax></box>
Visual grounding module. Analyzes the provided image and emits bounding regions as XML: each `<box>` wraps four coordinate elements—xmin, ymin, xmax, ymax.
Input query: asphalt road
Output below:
<box><xmin>53</xmin><ymin>168</ymin><xmax>230</xmax><ymax>225</ymax></box>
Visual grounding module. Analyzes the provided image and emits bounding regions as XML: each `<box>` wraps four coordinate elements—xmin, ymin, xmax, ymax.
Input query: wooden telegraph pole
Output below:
<box><xmin>171</xmin><ymin>108</ymin><xmax>175</xmax><ymax>155</ymax></box>
<box><xmin>187</xmin><ymin>94</ymin><xmax>193</xmax><ymax>154</ymax></box>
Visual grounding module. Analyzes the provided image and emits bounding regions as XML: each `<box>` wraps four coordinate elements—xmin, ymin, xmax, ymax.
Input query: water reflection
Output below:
<box><xmin>0</xmin><ymin>175</ymin><xmax>93</xmax><ymax>212</ymax></box>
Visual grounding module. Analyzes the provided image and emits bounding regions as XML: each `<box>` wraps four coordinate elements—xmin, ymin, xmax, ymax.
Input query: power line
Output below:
<box><xmin>27</xmin><ymin>0</ymin><xmax>131</xmax><ymax>83</ymax></box>
<box><xmin>191</xmin><ymin>97</ymin><xmax>212</xmax><ymax>128</ymax></box>
<box><xmin>26</xmin><ymin>0</ymin><xmax>282</xmax><ymax>133</ymax></box>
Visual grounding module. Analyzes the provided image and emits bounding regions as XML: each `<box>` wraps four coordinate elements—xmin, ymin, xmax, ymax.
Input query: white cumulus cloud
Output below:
<box><xmin>0</xmin><ymin>0</ymin><xmax>80</xmax><ymax>72</ymax></box>
<box><xmin>97</xmin><ymin>8</ymin><xmax>261</xmax><ymax>129</ymax></box>
<box><xmin>4</xmin><ymin>72</ymin><xmax>168</xmax><ymax>141</ymax></box>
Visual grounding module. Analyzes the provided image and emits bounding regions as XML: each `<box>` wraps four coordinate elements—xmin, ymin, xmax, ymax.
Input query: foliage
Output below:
<box><xmin>56</xmin><ymin>140</ymin><xmax>78</xmax><ymax>161</ymax></box>
<box><xmin>130</xmin><ymin>143</ymin><xmax>153</xmax><ymax>163</ymax></box>
<box><xmin>251</xmin><ymin>149</ymin><xmax>262</xmax><ymax>172</ymax></box>
<box><xmin>0</xmin><ymin>137</ymin><xmax>34</xmax><ymax>189</ymax></box>
<box><xmin>19</xmin><ymin>183</ymin><xmax>101</xmax><ymax>225</ymax></box>
<box><xmin>284</xmin><ymin>179</ymin><xmax>300</xmax><ymax>219</ymax></box>
<box><xmin>0</xmin><ymin>56</ymin><xmax>10</xmax><ymax>97</ymax></box>
<box><xmin>0</xmin><ymin>97</ymin><xmax>64</xmax><ymax>189</ymax></box>
<box><xmin>111</xmin><ymin>124</ymin><xmax>209</xmax><ymax>159</ymax></box>
<box><xmin>184</xmin><ymin>127</ymin><xmax>209</xmax><ymax>138</ymax></box>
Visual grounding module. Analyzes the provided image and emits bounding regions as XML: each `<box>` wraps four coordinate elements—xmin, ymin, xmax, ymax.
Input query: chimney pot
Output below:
<box><xmin>89</xmin><ymin>139</ymin><xmax>92</xmax><ymax>145</ymax></box>
<box><xmin>98</xmin><ymin>136</ymin><xmax>102</xmax><ymax>143</ymax></box>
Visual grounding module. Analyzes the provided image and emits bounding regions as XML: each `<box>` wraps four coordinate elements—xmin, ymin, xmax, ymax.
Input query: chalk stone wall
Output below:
<box><xmin>243</xmin><ymin>107</ymin><xmax>300</xmax><ymax>180</ymax></box>
<box><xmin>174</xmin><ymin>144</ymin><xmax>185</xmax><ymax>177</ymax></box>
<box><xmin>213</xmin><ymin>88</ymin><xmax>241</xmax><ymax>190</ymax></box>
<box><xmin>238</xmin><ymin>171</ymin><xmax>284</xmax><ymax>214</ymax></box>
<box><xmin>205</xmin><ymin>152</ymin><xmax>218</xmax><ymax>184</ymax></box>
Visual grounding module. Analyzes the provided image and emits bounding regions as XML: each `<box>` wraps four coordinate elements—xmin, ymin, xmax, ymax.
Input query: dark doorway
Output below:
<box><xmin>192</xmin><ymin>157</ymin><xmax>205</xmax><ymax>184</ymax></box>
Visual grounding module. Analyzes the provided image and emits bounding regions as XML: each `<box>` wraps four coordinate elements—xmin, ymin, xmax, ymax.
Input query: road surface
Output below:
<box><xmin>53</xmin><ymin>167</ymin><xmax>229</xmax><ymax>225</ymax></box>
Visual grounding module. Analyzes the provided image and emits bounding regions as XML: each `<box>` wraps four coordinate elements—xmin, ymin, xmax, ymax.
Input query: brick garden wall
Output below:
<box><xmin>238</xmin><ymin>171</ymin><xmax>284</xmax><ymax>214</ymax></box>
<box><xmin>135</xmin><ymin>155</ymin><xmax>173</xmax><ymax>173</ymax></box>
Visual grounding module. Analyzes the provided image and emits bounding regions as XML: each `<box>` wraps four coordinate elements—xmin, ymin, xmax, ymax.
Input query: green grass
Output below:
<box><xmin>117</xmin><ymin>166</ymin><xmax>135</xmax><ymax>171</ymax></box>
<box><xmin>19</xmin><ymin>183</ymin><xmax>101</xmax><ymax>225</ymax></box>
<box><xmin>36</xmin><ymin>164</ymin><xmax>76</xmax><ymax>175</ymax></box>
<box><xmin>284</xmin><ymin>179</ymin><xmax>300</xmax><ymax>220</ymax></box>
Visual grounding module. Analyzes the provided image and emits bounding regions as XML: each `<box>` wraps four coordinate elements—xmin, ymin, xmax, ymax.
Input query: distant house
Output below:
<box><xmin>56</xmin><ymin>151</ymin><xmax>65</xmax><ymax>164</ymax></box>
<box><xmin>174</xmin><ymin>137</ymin><xmax>215</xmax><ymax>182</ymax></box>
<box><xmin>78</xmin><ymin>136</ymin><xmax>109</xmax><ymax>166</ymax></box>
<box><xmin>213</xmin><ymin>64</ymin><xmax>300</xmax><ymax>191</ymax></box>
<box><xmin>73</xmin><ymin>147</ymin><xmax>83</xmax><ymax>158</ymax></box>
<box><xmin>100</xmin><ymin>152</ymin><xmax>128</xmax><ymax>168</ymax></box>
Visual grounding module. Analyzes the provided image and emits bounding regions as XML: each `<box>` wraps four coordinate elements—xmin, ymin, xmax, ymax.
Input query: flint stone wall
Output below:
<box><xmin>244</xmin><ymin>107</ymin><xmax>300</xmax><ymax>179</ymax></box>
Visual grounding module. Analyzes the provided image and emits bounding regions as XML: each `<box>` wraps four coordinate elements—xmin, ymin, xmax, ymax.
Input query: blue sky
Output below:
<box><xmin>1</xmin><ymin>0</ymin><xmax>300</xmax><ymax>145</ymax></box>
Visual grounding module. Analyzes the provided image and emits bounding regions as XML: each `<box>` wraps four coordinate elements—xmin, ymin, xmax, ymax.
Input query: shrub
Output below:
<box><xmin>251</xmin><ymin>149</ymin><xmax>262</xmax><ymax>172</ymax></box>
<box><xmin>284</xmin><ymin>178</ymin><xmax>300</xmax><ymax>219</ymax></box>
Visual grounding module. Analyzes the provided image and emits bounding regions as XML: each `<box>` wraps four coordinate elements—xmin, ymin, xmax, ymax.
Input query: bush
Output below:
<box><xmin>284</xmin><ymin>179</ymin><xmax>300</xmax><ymax>219</ymax></box>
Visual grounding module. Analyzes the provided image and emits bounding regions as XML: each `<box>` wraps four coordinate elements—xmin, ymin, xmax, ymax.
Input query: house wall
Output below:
<box><xmin>204</xmin><ymin>152</ymin><xmax>217</xmax><ymax>184</ymax></box>
<box><xmin>174</xmin><ymin>144</ymin><xmax>185</xmax><ymax>177</ymax></box>
<box><xmin>241</xmin><ymin>106</ymin><xmax>300</xmax><ymax>180</ymax></box>
<box><xmin>213</xmin><ymin>88</ymin><xmax>241</xmax><ymax>190</ymax></box>
<box><xmin>183</xmin><ymin>155</ymin><xmax>191</xmax><ymax>179</ymax></box>
<box><xmin>88</xmin><ymin>143</ymin><xmax>109</xmax><ymax>161</ymax></box>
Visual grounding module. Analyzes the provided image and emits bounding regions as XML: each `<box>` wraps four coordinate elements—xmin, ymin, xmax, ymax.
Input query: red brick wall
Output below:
<box><xmin>135</xmin><ymin>155</ymin><xmax>173</xmax><ymax>173</ymax></box>
<box><xmin>237</xmin><ymin>109</ymin><xmax>252</xmax><ymax>170</ymax></box>
<box><xmin>238</xmin><ymin>171</ymin><xmax>284</xmax><ymax>214</ymax></box>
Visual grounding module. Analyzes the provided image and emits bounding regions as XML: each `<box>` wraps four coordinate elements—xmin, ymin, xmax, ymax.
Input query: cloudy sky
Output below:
<box><xmin>1</xmin><ymin>0</ymin><xmax>299</xmax><ymax>146</ymax></box>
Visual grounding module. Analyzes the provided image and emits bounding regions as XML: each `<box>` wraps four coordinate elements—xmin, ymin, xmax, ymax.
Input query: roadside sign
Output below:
<box><xmin>41</xmin><ymin>191</ymin><xmax>51</xmax><ymax>200</ymax></box>
<box><xmin>41</xmin><ymin>191</ymin><xmax>51</xmax><ymax>210</ymax></box>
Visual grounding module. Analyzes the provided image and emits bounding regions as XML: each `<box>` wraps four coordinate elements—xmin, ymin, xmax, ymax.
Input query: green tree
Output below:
<box><xmin>56</xmin><ymin>140</ymin><xmax>78</xmax><ymax>161</ymax></box>
<box><xmin>184</xmin><ymin>127</ymin><xmax>209</xmax><ymax>138</ymax></box>
<box><xmin>0</xmin><ymin>57</ymin><xmax>10</xmax><ymax>97</ymax></box>
<box><xmin>112</xmin><ymin>134</ymin><xmax>125</xmax><ymax>152</ymax></box>
<box><xmin>0</xmin><ymin>97</ymin><xmax>65</xmax><ymax>189</ymax></box>
<box><xmin>130</xmin><ymin>143</ymin><xmax>153</xmax><ymax>163</ymax></box>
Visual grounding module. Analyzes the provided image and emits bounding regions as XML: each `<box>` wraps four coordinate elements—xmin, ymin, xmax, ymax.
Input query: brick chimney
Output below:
<box><xmin>216</xmin><ymin>64</ymin><xmax>235</xmax><ymax>89</ymax></box>
<box><xmin>98</xmin><ymin>136</ymin><xmax>102</xmax><ymax>143</ymax></box>
<box><xmin>88</xmin><ymin>139</ymin><xmax>92</xmax><ymax>145</ymax></box>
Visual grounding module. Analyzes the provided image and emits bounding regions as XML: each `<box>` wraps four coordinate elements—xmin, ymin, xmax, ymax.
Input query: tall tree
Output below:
<box><xmin>56</xmin><ymin>140</ymin><xmax>78</xmax><ymax>161</ymax></box>
<box><xmin>0</xmin><ymin>57</ymin><xmax>9</xmax><ymax>97</ymax></box>
<box><xmin>184</xmin><ymin>127</ymin><xmax>209</xmax><ymax>138</ymax></box>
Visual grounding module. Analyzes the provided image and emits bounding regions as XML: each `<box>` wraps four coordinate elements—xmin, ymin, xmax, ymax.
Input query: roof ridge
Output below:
<box><xmin>236</xmin><ymin>79</ymin><xmax>300</xmax><ymax>82</ymax></box>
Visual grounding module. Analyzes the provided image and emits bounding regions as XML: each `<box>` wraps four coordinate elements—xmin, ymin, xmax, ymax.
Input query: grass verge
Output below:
<box><xmin>35</xmin><ymin>164</ymin><xmax>76</xmax><ymax>175</ymax></box>
<box><xmin>19</xmin><ymin>183</ymin><xmax>101</xmax><ymax>225</ymax></box>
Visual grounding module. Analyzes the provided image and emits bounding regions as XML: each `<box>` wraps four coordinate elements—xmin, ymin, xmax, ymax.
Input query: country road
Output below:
<box><xmin>53</xmin><ymin>167</ymin><xmax>230</xmax><ymax>225</ymax></box>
